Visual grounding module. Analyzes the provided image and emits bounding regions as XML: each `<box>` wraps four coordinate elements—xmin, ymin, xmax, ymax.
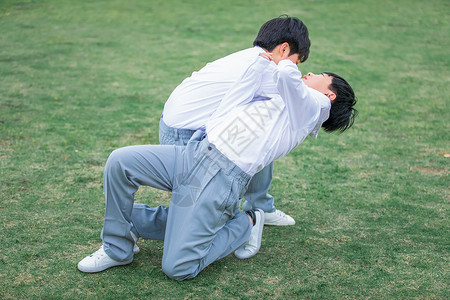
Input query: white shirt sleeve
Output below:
<box><xmin>208</xmin><ymin>56</ymin><xmax>272</xmax><ymax>121</ymax></box>
<box><xmin>274</xmin><ymin>59</ymin><xmax>326</xmax><ymax>132</ymax></box>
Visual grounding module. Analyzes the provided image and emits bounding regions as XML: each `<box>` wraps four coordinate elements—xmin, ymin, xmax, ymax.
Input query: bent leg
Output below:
<box><xmin>162</xmin><ymin>178</ymin><xmax>252</xmax><ymax>281</ymax></box>
<box><xmin>101</xmin><ymin>144</ymin><xmax>180</xmax><ymax>261</ymax></box>
<box><xmin>160</xmin><ymin>147</ymin><xmax>252</xmax><ymax>280</ymax></box>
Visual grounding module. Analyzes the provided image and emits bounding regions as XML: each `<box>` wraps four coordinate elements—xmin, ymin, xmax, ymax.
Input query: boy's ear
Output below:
<box><xmin>280</xmin><ymin>42</ymin><xmax>291</xmax><ymax>59</ymax></box>
<box><xmin>326</xmin><ymin>92</ymin><xmax>337</xmax><ymax>102</ymax></box>
<box><xmin>270</xmin><ymin>42</ymin><xmax>291</xmax><ymax>64</ymax></box>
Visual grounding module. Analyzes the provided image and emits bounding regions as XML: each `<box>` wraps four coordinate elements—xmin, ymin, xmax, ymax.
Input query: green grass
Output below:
<box><xmin>1</xmin><ymin>0</ymin><xmax>448</xmax><ymax>298</ymax></box>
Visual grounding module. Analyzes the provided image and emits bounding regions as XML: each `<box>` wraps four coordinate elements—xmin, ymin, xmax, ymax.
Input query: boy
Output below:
<box><xmin>77</xmin><ymin>53</ymin><xmax>357</xmax><ymax>280</ymax></box>
<box><xmin>160</xmin><ymin>16</ymin><xmax>311</xmax><ymax>227</ymax></box>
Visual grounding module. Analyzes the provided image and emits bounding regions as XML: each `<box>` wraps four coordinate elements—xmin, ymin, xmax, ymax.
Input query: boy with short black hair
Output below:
<box><xmin>161</xmin><ymin>15</ymin><xmax>311</xmax><ymax>227</ymax></box>
<box><xmin>253</xmin><ymin>14</ymin><xmax>310</xmax><ymax>63</ymax></box>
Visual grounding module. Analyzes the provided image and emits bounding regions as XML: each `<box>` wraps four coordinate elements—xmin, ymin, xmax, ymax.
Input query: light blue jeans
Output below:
<box><xmin>101</xmin><ymin>131</ymin><xmax>252</xmax><ymax>280</ymax></box>
<box><xmin>159</xmin><ymin>118</ymin><xmax>276</xmax><ymax>213</ymax></box>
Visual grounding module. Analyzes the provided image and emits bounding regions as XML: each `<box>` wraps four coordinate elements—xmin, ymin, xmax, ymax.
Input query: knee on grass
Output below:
<box><xmin>161</xmin><ymin>259</ymin><xmax>200</xmax><ymax>281</ymax></box>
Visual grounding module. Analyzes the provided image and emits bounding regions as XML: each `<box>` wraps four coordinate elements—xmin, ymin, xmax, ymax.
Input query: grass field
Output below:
<box><xmin>1</xmin><ymin>0</ymin><xmax>449</xmax><ymax>298</ymax></box>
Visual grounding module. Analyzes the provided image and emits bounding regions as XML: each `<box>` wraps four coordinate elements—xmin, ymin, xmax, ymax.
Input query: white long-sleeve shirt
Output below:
<box><xmin>206</xmin><ymin>58</ymin><xmax>331</xmax><ymax>176</ymax></box>
<box><xmin>162</xmin><ymin>47</ymin><xmax>277</xmax><ymax>130</ymax></box>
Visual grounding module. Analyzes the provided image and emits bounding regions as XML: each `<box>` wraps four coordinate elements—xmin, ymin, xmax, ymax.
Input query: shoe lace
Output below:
<box><xmin>275</xmin><ymin>209</ymin><xmax>287</xmax><ymax>218</ymax></box>
<box><xmin>90</xmin><ymin>246</ymin><xmax>106</xmax><ymax>259</ymax></box>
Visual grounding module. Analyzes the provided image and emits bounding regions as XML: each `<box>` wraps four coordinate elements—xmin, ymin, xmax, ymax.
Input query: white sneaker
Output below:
<box><xmin>133</xmin><ymin>243</ymin><xmax>140</xmax><ymax>254</ymax></box>
<box><xmin>264</xmin><ymin>209</ymin><xmax>295</xmax><ymax>226</ymax></box>
<box><xmin>77</xmin><ymin>245</ymin><xmax>133</xmax><ymax>273</ymax></box>
<box><xmin>235</xmin><ymin>209</ymin><xmax>265</xmax><ymax>259</ymax></box>
<box><xmin>131</xmin><ymin>231</ymin><xmax>140</xmax><ymax>254</ymax></box>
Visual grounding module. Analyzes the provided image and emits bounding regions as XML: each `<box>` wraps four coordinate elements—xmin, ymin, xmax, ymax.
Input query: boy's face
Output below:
<box><xmin>302</xmin><ymin>73</ymin><xmax>336</xmax><ymax>101</ymax></box>
<box><xmin>285</xmin><ymin>53</ymin><xmax>301</xmax><ymax>65</ymax></box>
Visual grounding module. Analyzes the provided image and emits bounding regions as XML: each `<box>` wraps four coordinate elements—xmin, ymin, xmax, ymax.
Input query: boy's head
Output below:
<box><xmin>302</xmin><ymin>72</ymin><xmax>358</xmax><ymax>132</ymax></box>
<box><xmin>253</xmin><ymin>15</ymin><xmax>310</xmax><ymax>64</ymax></box>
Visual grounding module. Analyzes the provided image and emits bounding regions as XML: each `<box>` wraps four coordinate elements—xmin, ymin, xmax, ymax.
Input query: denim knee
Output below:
<box><xmin>161</xmin><ymin>258</ymin><xmax>198</xmax><ymax>281</ymax></box>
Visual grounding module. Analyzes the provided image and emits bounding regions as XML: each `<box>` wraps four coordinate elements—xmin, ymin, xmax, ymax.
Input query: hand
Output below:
<box><xmin>259</xmin><ymin>52</ymin><xmax>273</xmax><ymax>61</ymax></box>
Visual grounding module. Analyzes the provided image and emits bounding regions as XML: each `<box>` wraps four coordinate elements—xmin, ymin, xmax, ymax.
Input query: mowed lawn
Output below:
<box><xmin>0</xmin><ymin>0</ymin><xmax>448</xmax><ymax>298</ymax></box>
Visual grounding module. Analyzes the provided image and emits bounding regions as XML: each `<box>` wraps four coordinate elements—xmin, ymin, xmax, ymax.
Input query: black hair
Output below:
<box><xmin>321</xmin><ymin>72</ymin><xmax>358</xmax><ymax>132</ymax></box>
<box><xmin>253</xmin><ymin>15</ymin><xmax>310</xmax><ymax>63</ymax></box>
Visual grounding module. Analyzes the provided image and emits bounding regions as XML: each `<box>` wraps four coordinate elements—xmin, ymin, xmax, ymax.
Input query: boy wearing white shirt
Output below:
<box><xmin>77</xmin><ymin>54</ymin><xmax>357</xmax><ymax>280</ymax></box>
<box><xmin>161</xmin><ymin>16</ymin><xmax>311</xmax><ymax>226</ymax></box>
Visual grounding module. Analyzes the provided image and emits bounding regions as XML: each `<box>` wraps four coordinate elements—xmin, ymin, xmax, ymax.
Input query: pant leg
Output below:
<box><xmin>101</xmin><ymin>144</ymin><xmax>183</xmax><ymax>261</ymax></box>
<box><xmin>101</xmin><ymin>133</ymin><xmax>253</xmax><ymax>280</ymax></box>
<box><xmin>124</xmin><ymin>118</ymin><xmax>195</xmax><ymax>242</ymax></box>
<box><xmin>130</xmin><ymin>204</ymin><xmax>168</xmax><ymax>241</ymax></box>
<box><xmin>242</xmin><ymin>162</ymin><xmax>276</xmax><ymax>213</ymax></box>
<box><xmin>161</xmin><ymin>139</ymin><xmax>252</xmax><ymax>281</ymax></box>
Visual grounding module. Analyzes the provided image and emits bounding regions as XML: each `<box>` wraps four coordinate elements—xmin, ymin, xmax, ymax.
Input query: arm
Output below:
<box><xmin>209</xmin><ymin>55</ymin><xmax>272</xmax><ymax>120</ymax></box>
<box><xmin>274</xmin><ymin>60</ymin><xmax>322</xmax><ymax>131</ymax></box>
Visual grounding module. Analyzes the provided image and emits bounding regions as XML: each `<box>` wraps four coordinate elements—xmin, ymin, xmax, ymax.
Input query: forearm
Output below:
<box><xmin>275</xmin><ymin>60</ymin><xmax>320</xmax><ymax>130</ymax></box>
